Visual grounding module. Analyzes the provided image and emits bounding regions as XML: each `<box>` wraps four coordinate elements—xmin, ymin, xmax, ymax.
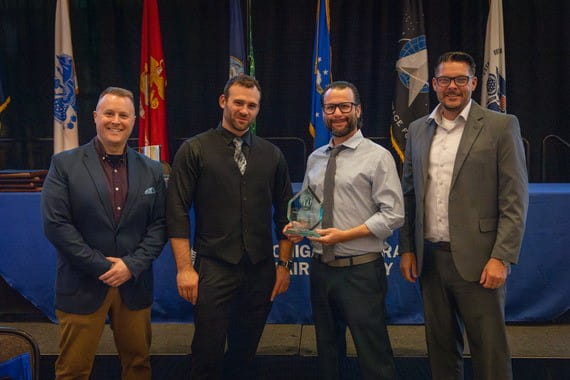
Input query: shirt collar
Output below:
<box><xmin>428</xmin><ymin>99</ymin><xmax>473</xmax><ymax>126</ymax></box>
<box><xmin>93</xmin><ymin>137</ymin><xmax>127</xmax><ymax>163</ymax></box>
<box><xmin>217</xmin><ymin>124</ymin><xmax>252</xmax><ymax>146</ymax></box>
<box><xmin>326</xmin><ymin>129</ymin><xmax>364</xmax><ymax>152</ymax></box>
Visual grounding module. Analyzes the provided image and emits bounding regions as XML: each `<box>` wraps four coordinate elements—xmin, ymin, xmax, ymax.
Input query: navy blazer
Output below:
<box><xmin>41</xmin><ymin>140</ymin><xmax>167</xmax><ymax>314</ymax></box>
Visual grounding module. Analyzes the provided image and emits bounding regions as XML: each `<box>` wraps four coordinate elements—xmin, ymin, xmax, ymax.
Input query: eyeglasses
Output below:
<box><xmin>434</xmin><ymin>75</ymin><xmax>472</xmax><ymax>87</ymax></box>
<box><xmin>322</xmin><ymin>102</ymin><xmax>357</xmax><ymax>115</ymax></box>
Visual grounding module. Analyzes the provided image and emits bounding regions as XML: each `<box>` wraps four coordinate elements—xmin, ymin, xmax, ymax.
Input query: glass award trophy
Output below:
<box><xmin>285</xmin><ymin>186</ymin><xmax>322</xmax><ymax>237</ymax></box>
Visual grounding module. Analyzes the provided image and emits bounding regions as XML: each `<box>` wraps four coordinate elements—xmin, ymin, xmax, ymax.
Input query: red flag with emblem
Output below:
<box><xmin>139</xmin><ymin>0</ymin><xmax>168</xmax><ymax>161</ymax></box>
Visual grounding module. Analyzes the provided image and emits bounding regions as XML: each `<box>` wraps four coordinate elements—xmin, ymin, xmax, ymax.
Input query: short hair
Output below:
<box><xmin>435</xmin><ymin>51</ymin><xmax>477</xmax><ymax>76</ymax></box>
<box><xmin>98</xmin><ymin>86</ymin><xmax>135</xmax><ymax>104</ymax></box>
<box><xmin>223</xmin><ymin>74</ymin><xmax>262</xmax><ymax>99</ymax></box>
<box><xmin>321</xmin><ymin>81</ymin><xmax>361</xmax><ymax>106</ymax></box>
<box><xmin>321</xmin><ymin>81</ymin><xmax>363</xmax><ymax>129</ymax></box>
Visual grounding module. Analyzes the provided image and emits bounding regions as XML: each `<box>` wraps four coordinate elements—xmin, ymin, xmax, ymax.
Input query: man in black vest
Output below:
<box><xmin>167</xmin><ymin>75</ymin><xmax>293</xmax><ymax>379</ymax></box>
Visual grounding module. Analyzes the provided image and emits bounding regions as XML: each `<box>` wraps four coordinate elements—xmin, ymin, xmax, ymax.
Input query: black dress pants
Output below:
<box><xmin>190</xmin><ymin>255</ymin><xmax>275</xmax><ymax>380</ymax></box>
<box><xmin>310</xmin><ymin>258</ymin><xmax>397</xmax><ymax>380</ymax></box>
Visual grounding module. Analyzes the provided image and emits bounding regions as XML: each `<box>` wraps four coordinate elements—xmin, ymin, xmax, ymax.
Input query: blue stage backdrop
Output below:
<box><xmin>0</xmin><ymin>184</ymin><xmax>569</xmax><ymax>324</ymax></box>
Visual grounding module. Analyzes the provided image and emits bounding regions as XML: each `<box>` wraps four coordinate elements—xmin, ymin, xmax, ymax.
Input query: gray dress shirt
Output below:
<box><xmin>303</xmin><ymin>130</ymin><xmax>404</xmax><ymax>257</ymax></box>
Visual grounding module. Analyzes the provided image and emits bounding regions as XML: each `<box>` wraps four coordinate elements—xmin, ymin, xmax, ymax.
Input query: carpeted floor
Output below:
<box><xmin>2</xmin><ymin>321</ymin><xmax>569</xmax><ymax>379</ymax></box>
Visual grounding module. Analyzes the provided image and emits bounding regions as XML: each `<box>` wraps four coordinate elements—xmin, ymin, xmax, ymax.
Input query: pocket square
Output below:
<box><xmin>144</xmin><ymin>187</ymin><xmax>156</xmax><ymax>195</ymax></box>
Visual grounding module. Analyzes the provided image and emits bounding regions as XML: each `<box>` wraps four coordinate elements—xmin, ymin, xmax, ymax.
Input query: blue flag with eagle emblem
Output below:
<box><xmin>229</xmin><ymin>0</ymin><xmax>245</xmax><ymax>78</ymax></box>
<box><xmin>54</xmin><ymin>0</ymin><xmax>79</xmax><ymax>154</ymax></box>
<box><xmin>309</xmin><ymin>0</ymin><xmax>332</xmax><ymax>149</ymax></box>
<box><xmin>481</xmin><ymin>0</ymin><xmax>507</xmax><ymax>112</ymax></box>
<box><xmin>390</xmin><ymin>0</ymin><xmax>429</xmax><ymax>163</ymax></box>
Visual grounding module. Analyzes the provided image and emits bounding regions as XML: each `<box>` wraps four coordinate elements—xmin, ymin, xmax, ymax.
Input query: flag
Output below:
<box><xmin>139</xmin><ymin>0</ymin><xmax>169</xmax><ymax>162</ymax></box>
<box><xmin>246</xmin><ymin>0</ymin><xmax>257</xmax><ymax>134</ymax></box>
<box><xmin>481</xmin><ymin>0</ymin><xmax>507</xmax><ymax>113</ymax></box>
<box><xmin>0</xmin><ymin>60</ymin><xmax>9</xmax><ymax>115</ymax></box>
<box><xmin>390</xmin><ymin>0</ymin><xmax>429</xmax><ymax>163</ymax></box>
<box><xmin>0</xmin><ymin>58</ymin><xmax>9</xmax><ymax>133</ymax></box>
<box><xmin>246</xmin><ymin>0</ymin><xmax>255</xmax><ymax>78</ymax></box>
<box><xmin>54</xmin><ymin>0</ymin><xmax>79</xmax><ymax>154</ymax></box>
<box><xmin>229</xmin><ymin>0</ymin><xmax>246</xmax><ymax>78</ymax></box>
<box><xmin>309</xmin><ymin>0</ymin><xmax>332</xmax><ymax>149</ymax></box>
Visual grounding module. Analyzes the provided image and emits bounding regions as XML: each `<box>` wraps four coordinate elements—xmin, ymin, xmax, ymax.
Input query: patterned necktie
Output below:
<box><xmin>321</xmin><ymin>145</ymin><xmax>346</xmax><ymax>263</ymax></box>
<box><xmin>233</xmin><ymin>137</ymin><xmax>247</xmax><ymax>175</ymax></box>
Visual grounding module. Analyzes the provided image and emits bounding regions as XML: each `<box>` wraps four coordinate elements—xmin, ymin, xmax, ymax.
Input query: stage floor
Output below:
<box><xmin>3</xmin><ymin>322</ymin><xmax>569</xmax><ymax>359</ymax></box>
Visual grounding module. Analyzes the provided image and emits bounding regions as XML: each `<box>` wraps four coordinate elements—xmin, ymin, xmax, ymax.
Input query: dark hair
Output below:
<box><xmin>98</xmin><ymin>86</ymin><xmax>135</xmax><ymax>104</ymax></box>
<box><xmin>223</xmin><ymin>74</ymin><xmax>262</xmax><ymax>99</ymax></box>
<box><xmin>435</xmin><ymin>51</ymin><xmax>476</xmax><ymax>76</ymax></box>
<box><xmin>320</xmin><ymin>81</ymin><xmax>361</xmax><ymax>106</ymax></box>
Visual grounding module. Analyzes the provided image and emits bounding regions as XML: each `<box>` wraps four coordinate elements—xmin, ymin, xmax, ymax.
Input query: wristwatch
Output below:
<box><xmin>277</xmin><ymin>259</ymin><xmax>292</xmax><ymax>270</ymax></box>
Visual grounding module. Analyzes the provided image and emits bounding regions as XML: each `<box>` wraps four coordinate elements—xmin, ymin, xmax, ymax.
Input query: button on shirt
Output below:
<box><xmin>303</xmin><ymin>130</ymin><xmax>404</xmax><ymax>257</ymax></box>
<box><xmin>424</xmin><ymin>100</ymin><xmax>472</xmax><ymax>242</ymax></box>
<box><xmin>94</xmin><ymin>137</ymin><xmax>128</xmax><ymax>224</ymax></box>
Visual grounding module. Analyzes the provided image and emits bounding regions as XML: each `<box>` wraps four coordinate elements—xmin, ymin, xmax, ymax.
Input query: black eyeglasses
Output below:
<box><xmin>434</xmin><ymin>75</ymin><xmax>472</xmax><ymax>87</ymax></box>
<box><xmin>322</xmin><ymin>102</ymin><xmax>357</xmax><ymax>115</ymax></box>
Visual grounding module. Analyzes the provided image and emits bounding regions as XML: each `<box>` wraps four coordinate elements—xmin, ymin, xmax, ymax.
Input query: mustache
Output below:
<box><xmin>444</xmin><ymin>90</ymin><xmax>461</xmax><ymax>96</ymax></box>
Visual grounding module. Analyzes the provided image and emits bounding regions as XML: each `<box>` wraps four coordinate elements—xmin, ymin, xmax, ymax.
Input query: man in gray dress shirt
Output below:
<box><xmin>286</xmin><ymin>81</ymin><xmax>404</xmax><ymax>380</ymax></box>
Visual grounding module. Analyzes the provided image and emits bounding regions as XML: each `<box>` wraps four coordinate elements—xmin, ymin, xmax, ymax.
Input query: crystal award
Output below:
<box><xmin>285</xmin><ymin>186</ymin><xmax>322</xmax><ymax>237</ymax></box>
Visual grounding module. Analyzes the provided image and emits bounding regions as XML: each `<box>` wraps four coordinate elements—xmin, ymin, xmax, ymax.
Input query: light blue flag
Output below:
<box><xmin>309</xmin><ymin>0</ymin><xmax>332</xmax><ymax>149</ymax></box>
<box><xmin>229</xmin><ymin>0</ymin><xmax>245</xmax><ymax>78</ymax></box>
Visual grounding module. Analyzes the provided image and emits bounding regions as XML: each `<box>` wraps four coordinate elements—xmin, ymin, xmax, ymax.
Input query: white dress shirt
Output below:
<box><xmin>424</xmin><ymin>100</ymin><xmax>473</xmax><ymax>242</ymax></box>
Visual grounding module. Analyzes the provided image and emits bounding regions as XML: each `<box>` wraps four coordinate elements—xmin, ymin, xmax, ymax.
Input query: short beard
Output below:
<box><xmin>326</xmin><ymin>115</ymin><xmax>358</xmax><ymax>137</ymax></box>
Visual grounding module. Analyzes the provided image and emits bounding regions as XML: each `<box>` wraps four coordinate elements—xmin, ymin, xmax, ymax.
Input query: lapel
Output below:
<box><xmin>450</xmin><ymin>102</ymin><xmax>485</xmax><ymax>190</ymax></box>
<box><xmin>82</xmin><ymin>141</ymin><xmax>115</xmax><ymax>228</ymax></box>
<box><xmin>419</xmin><ymin>118</ymin><xmax>436</xmax><ymax>188</ymax></box>
<box><xmin>118</xmin><ymin>147</ymin><xmax>142</xmax><ymax>228</ymax></box>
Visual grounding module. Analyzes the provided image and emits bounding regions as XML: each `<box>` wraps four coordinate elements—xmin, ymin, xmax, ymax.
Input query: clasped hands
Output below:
<box><xmin>98</xmin><ymin>257</ymin><xmax>132</xmax><ymax>287</ymax></box>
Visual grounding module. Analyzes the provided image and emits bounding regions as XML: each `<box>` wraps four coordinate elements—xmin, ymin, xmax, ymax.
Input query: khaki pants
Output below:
<box><xmin>55</xmin><ymin>287</ymin><xmax>152</xmax><ymax>380</ymax></box>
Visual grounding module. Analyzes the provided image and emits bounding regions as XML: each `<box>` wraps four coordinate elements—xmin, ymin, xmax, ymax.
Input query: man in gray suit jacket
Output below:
<box><xmin>399</xmin><ymin>52</ymin><xmax>528</xmax><ymax>380</ymax></box>
<box><xmin>42</xmin><ymin>87</ymin><xmax>166</xmax><ymax>380</ymax></box>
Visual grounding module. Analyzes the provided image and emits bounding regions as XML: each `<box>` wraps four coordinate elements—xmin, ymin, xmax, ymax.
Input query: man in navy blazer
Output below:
<box><xmin>400</xmin><ymin>52</ymin><xmax>528</xmax><ymax>380</ymax></box>
<box><xmin>42</xmin><ymin>87</ymin><xmax>166</xmax><ymax>380</ymax></box>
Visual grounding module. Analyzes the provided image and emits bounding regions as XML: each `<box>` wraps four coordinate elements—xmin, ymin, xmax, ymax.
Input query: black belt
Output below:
<box><xmin>313</xmin><ymin>252</ymin><xmax>381</xmax><ymax>267</ymax></box>
<box><xmin>425</xmin><ymin>240</ymin><xmax>451</xmax><ymax>251</ymax></box>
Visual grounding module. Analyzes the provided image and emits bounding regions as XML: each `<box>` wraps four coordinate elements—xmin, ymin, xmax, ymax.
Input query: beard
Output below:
<box><xmin>325</xmin><ymin>114</ymin><xmax>358</xmax><ymax>137</ymax></box>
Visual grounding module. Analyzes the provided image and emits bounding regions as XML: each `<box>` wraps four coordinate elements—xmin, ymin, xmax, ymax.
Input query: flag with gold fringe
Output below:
<box><xmin>309</xmin><ymin>0</ymin><xmax>332</xmax><ymax>149</ymax></box>
<box><xmin>139</xmin><ymin>0</ymin><xmax>169</xmax><ymax>161</ymax></box>
<box><xmin>481</xmin><ymin>0</ymin><xmax>507</xmax><ymax>112</ymax></box>
<box><xmin>54</xmin><ymin>0</ymin><xmax>79</xmax><ymax>154</ymax></box>
<box><xmin>390</xmin><ymin>0</ymin><xmax>429</xmax><ymax>163</ymax></box>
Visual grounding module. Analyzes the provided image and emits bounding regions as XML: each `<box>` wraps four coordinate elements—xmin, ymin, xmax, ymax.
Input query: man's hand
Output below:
<box><xmin>282</xmin><ymin>223</ymin><xmax>304</xmax><ymax>244</ymax></box>
<box><xmin>177</xmin><ymin>267</ymin><xmax>199</xmax><ymax>304</ymax></box>
<box><xmin>480</xmin><ymin>258</ymin><xmax>508</xmax><ymax>289</ymax></box>
<box><xmin>271</xmin><ymin>265</ymin><xmax>291</xmax><ymax>301</ymax></box>
<box><xmin>309</xmin><ymin>228</ymin><xmax>347</xmax><ymax>245</ymax></box>
<box><xmin>99</xmin><ymin>257</ymin><xmax>132</xmax><ymax>287</ymax></box>
<box><xmin>399</xmin><ymin>252</ymin><xmax>418</xmax><ymax>283</ymax></box>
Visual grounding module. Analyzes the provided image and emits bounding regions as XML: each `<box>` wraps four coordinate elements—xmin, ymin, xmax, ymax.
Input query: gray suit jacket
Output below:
<box><xmin>400</xmin><ymin>101</ymin><xmax>528</xmax><ymax>281</ymax></box>
<box><xmin>42</xmin><ymin>140</ymin><xmax>167</xmax><ymax>313</ymax></box>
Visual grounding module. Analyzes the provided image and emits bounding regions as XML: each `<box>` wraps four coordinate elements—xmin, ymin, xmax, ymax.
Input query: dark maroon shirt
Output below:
<box><xmin>93</xmin><ymin>137</ymin><xmax>128</xmax><ymax>223</ymax></box>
